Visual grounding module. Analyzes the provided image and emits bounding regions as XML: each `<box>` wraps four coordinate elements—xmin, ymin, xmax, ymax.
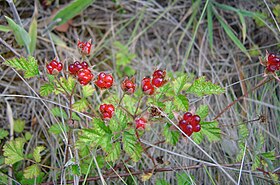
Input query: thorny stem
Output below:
<box><xmin>214</xmin><ymin>77</ymin><xmax>273</xmax><ymax>120</ymax></box>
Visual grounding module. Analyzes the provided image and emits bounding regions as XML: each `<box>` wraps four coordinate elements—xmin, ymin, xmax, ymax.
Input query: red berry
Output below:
<box><xmin>121</xmin><ymin>77</ymin><xmax>136</xmax><ymax>94</ymax></box>
<box><xmin>95</xmin><ymin>72</ymin><xmax>114</xmax><ymax>89</ymax></box>
<box><xmin>267</xmin><ymin>64</ymin><xmax>278</xmax><ymax>72</ymax></box>
<box><xmin>81</xmin><ymin>61</ymin><xmax>89</xmax><ymax>69</ymax></box>
<box><xmin>135</xmin><ymin>117</ymin><xmax>147</xmax><ymax>129</ymax></box>
<box><xmin>100</xmin><ymin>104</ymin><xmax>115</xmax><ymax>119</ymax></box>
<box><xmin>152</xmin><ymin>77</ymin><xmax>165</xmax><ymax>88</ymax></box>
<box><xmin>77</xmin><ymin>68</ymin><xmax>93</xmax><ymax>85</ymax></box>
<box><xmin>268</xmin><ymin>53</ymin><xmax>277</xmax><ymax>61</ymax></box>
<box><xmin>190</xmin><ymin>115</ymin><xmax>200</xmax><ymax>126</ymax></box>
<box><xmin>193</xmin><ymin>124</ymin><xmax>201</xmax><ymax>132</ymax></box>
<box><xmin>77</xmin><ymin>39</ymin><xmax>92</xmax><ymax>56</ymax></box>
<box><xmin>183</xmin><ymin>112</ymin><xmax>192</xmax><ymax>120</ymax></box>
<box><xmin>183</xmin><ymin>124</ymin><xmax>193</xmax><ymax>136</ymax></box>
<box><xmin>46</xmin><ymin>59</ymin><xmax>63</xmax><ymax>75</ymax></box>
<box><xmin>152</xmin><ymin>69</ymin><xmax>166</xmax><ymax>78</ymax></box>
<box><xmin>141</xmin><ymin>77</ymin><xmax>155</xmax><ymax>95</ymax></box>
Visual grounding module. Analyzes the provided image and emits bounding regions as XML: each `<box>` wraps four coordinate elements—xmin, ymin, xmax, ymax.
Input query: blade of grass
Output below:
<box><xmin>0</xmin><ymin>25</ymin><xmax>11</xmax><ymax>32</ymax></box>
<box><xmin>29</xmin><ymin>5</ymin><xmax>38</xmax><ymax>55</ymax></box>
<box><xmin>5</xmin><ymin>16</ymin><xmax>30</xmax><ymax>55</ymax></box>
<box><xmin>207</xmin><ymin>2</ymin><xmax>214</xmax><ymax>52</ymax></box>
<box><xmin>214</xmin><ymin>11</ymin><xmax>250</xmax><ymax>59</ymax></box>
<box><xmin>237</xmin><ymin>12</ymin><xmax>246</xmax><ymax>43</ymax></box>
<box><xmin>203</xmin><ymin>165</ymin><xmax>217</xmax><ymax>185</ymax></box>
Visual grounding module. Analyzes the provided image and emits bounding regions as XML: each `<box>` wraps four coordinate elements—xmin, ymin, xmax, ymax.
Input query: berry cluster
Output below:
<box><xmin>77</xmin><ymin>39</ymin><xmax>92</xmax><ymax>56</ymax></box>
<box><xmin>99</xmin><ymin>104</ymin><xmax>115</xmax><ymax>119</ymax></box>
<box><xmin>141</xmin><ymin>69</ymin><xmax>166</xmax><ymax>95</ymax></box>
<box><xmin>135</xmin><ymin>117</ymin><xmax>147</xmax><ymax>130</ymax></box>
<box><xmin>266</xmin><ymin>53</ymin><xmax>280</xmax><ymax>72</ymax></box>
<box><xmin>68</xmin><ymin>61</ymin><xmax>93</xmax><ymax>85</ymax></box>
<box><xmin>95</xmin><ymin>72</ymin><xmax>114</xmax><ymax>89</ymax></box>
<box><xmin>46</xmin><ymin>59</ymin><xmax>63</xmax><ymax>75</ymax></box>
<box><xmin>178</xmin><ymin>112</ymin><xmax>201</xmax><ymax>136</ymax></box>
<box><xmin>121</xmin><ymin>77</ymin><xmax>136</xmax><ymax>94</ymax></box>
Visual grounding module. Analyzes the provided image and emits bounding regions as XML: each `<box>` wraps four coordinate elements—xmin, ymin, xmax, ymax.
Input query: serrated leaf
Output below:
<box><xmin>106</xmin><ymin>142</ymin><xmax>121</xmax><ymax>162</ymax></box>
<box><xmin>252</xmin><ymin>155</ymin><xmax>260</xmax><ymax>170</ymax></box>
<box><xmin>51</xmin><ymin>107</ymin><xmax>67</xmax><ymax>119</ymax></box>
<box><xmin>186</xmin><ymin>76</ymin><xmax>224</xmax><ymax>97</ymax></box>
<box><xmin>72</xmin><ymin>164</ymin><xmax>81</xmax><ymax>175</ymax></box>
<box><xmin>52</xmin><ymin>0</ymin><xmax>95</xmax><ymax>26</ymax></box>
<box><xmin>173</xmin><ymin>75</ymin><xmax>190</xmax><ymax>95</ymax></box>
<box><xmin>56</xmin><ymin>76</ymin><xmax>76</xmax><ymax>95</ymax></box>
<box><xmin>72</xmin><ymin>112</ymin><xmax>81</xmax><ymax>121</ymax></box>
<box><xmin>98</xmin><ymin>133</ymin><xmax>112</xmax><ymax>152</ymax></box>
<box><xmin>0</xmin><ymin>129</ymin><xmax>9</xmax><ymax>140</ymax></box>
<box><xmin>260</xmin><ymin>151</ymin><xmax>275</xmax><ymax>161</ymax></box>
<box><xmin>14</xmin><ymin>119</ymin><xmax>25</xmax><ymax>133</ymax></box>
<box><xmin>141</xmin><ymin>172</ymin><xmax>153</xmax><ymax>182</ymax></box>
<box><xmin>238</xmin><ymin>124</ymin><xmax>249</xmax><ymax>139</ymax></box>
<box><xmin>73</xmin><ymin>98</ymin><xmax>88</xmax><ymax>112</ymax></box>
<box><xmin>3</xmin><ymin>138</ymin><xmax>25</xmax><ymax>165</ymax></box>
<box><xmin>24</xmin><ymin>164</ymin><xmax>40</xmax><ymax>179</ymax></box>
<box><xmin>123</xmin><ymin>129</ymin><xmax>143</xmax><ymax>162</ymax></box>
<box><xmin>163</xmin><ymin>124</ymin><xmax>180</xmax><ymax>145</ymax></box>
<box><xmin>48</xmin><ymin>123</ymin><xmax>69</xmax><ymax>135</ymax></box>
<box><xmin>193</xmin><ymin>121</ymin><xmax>221</xmax><ymax>144</ymax></box>
<box><xmin>4</xmin><ymin>56</ymin><xmax>39</xmax><ymax>78</ymax></box>
<box><xmin>40</xmin><ymin>83</ymin><xmax>54</xmax><ymax>96</ymax></box>
<box><xmin>176</xmin><ymin>173</ymin><xmax>193</xmax><ymax>185</ymax></box>
<box><xmin>25</xmin><ymin>132</ymin><xmax>32</xmax><ymax>141</ymax></box>
<box><xmin>109</xmin><ymin>109</ymin><xmax>127</xmax><ymax>132</ymax></box>
<box><xmin>174</xmin><ymin>95</ymin><xmax>189</xmax><ymax>111</ymax></box>
<box><xmin>5</xmin><ymin>16</ymin><xmax>30</xmax><ymax>54</ymax></box>
<box><xmin>114</xmin><ymin>41</ymin><xmax>136</xmax><ymax>66</ymax></box>
<box><xmin>196</xmin><ymin>105</ymin><xmax>209</xmax><ymax>120</ymax></box>
<box><xmin>236</xmin><ymin>142</ymin><xmax>245</xmax><ymax>162</ymax></box>
<box><xmin>156</xmin><ymin>179</ymin><xmax>170</xmax><ymax>185</ymax></box>
<box><xmin>33</xmin><ymin>146</ymin><xmax>45</xmax><ymax>163</ymax></box>
<box><xmin>82</xmin><ymin>85</ymin><xmax>94</xmax><ymax>98</ymax></box>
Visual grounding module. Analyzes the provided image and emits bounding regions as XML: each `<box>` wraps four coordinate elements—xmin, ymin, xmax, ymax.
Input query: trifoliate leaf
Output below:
<box><xmin>173</xmin><ymin>75</ymin><xmax>191</xmax><ymax>95</ymax></box>
<box><xmin>56</xmin><ymin>76</ymin><xmax>76</xmax><ymax>95</ymax></box>
<box><xmin>40</xmin><ymin>83</ymin><xmax>54</xmax><ymax>96</ymax></box>
<box><xmin>174</xmin><ymin>95</ymin><xmax>189</xmax><ymax>111</ymax></box>
<box><xmin>186</xmin><ymin>76</ymin><xmax>224</xmax><ymax>97</ymax></box>
<box><xmin>196</xmin><ymin>105</ymin><xmax>209</xmax><ymax>120</ymax></box>
<box><xmin>192</xmin><ymin>121</ymin><xmax>221</xmax><ymax>144</ymax></box>
<box><xmin>109</xmin><ymin>109</ymin><xmax>128</xmax><ymax>132</ymax></box>
<box><xmin>4</xmin><ymin>56</ymin><xmax>39</xmax><ymax>78</ymax></box>
<box><xmin>24</xmin><ymin>164</ymin><xmax>40</xmax><ymax>179</ymax></box>
<box><xmin>14</xmin><ymin>119</ymin><xmax>25</xmax><ymax>133</ymax></box>
<box><xmin>33</xmin><ymin>146</ymin><xmax>45</xmax><ymax>163</ymax></box>
<box><xmin>82</xmin><ymin>85</ymin><xmax>94</xmax><ymax>98</ymax></box>
<box><xmin>123</xmin><ymin>129</ymin><xmax>143</xmax><ymax>162</ymax></box>
<box><xmin>73</xmin><ymin>98</ymin><xmax>88</xmax><ymax>112</ymax></box>
<box><xmin>3</xmin><ymin>138</ymin><xmax>25</xmax><ymax>165</ymax></box>
<box><xmin>48</xmin><ymin>123</ymin><xmax>69</xmax><ymax>135</ymax></box>
<box><xmin>98</xmin><ymin>133</ymin><xmax>112</xmax><ymax>153</ymax></box>
<box><xmin>51</xmin><ymin>107</ymin><xmax>67</xmax><ymax>119</ymax></box>
<box><xmin>163</xmin><ymin>123</ymin><xmax>180</xmax><ymax>145</ymax></box>
<box><xmin>106</xmin><ymin>142</ymin><xmax>121</xmax><ymax>162</ymax></box>
<box><xmin>0</xmin><ymin>129</ymin><xmax>9</xmax><ymax>140</ymax></box>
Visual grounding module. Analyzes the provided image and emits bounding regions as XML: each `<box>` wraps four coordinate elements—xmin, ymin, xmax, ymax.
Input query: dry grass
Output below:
<box><xmin>0</xmin><ymin>0</ymin><xmax>279</xmax><ymax>184</ymax></box>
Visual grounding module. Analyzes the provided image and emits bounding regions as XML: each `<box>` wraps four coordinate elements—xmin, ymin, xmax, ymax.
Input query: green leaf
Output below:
<box><xmin>14</xmin><ymin>119</ymin><xmax>25</xmax><ymax>133</ymax></box>
<box><xmin>0</xmin><ymin>25</ymin><xmax>11</xmax><ymax>32</ymax></box>
<box><xmin>51</xmin><ymin>107</ymin><xmax>67</xmax><ymax>119</ymax></box>
<box><xmin>40</xmin><ymin>83</ymin><xmax>55</xmax><ymax>96</ymax></box>
<box><xmin>3</xmin><ymin>138</ymin><xmax>25</xmax><ymax>165</ymax></box>
<box><xmin>106</xmin><ymin>142</ymin><xmax>121</xmax><ymax>162</ymax></box>
<box><xmin>260</xmin><ymin>151</ymin><xmax>275</xmax><ymax>161</ymax></box>
<box><xmin>252</xmin><ymin>155</ymin><xmax>260</xmax><ymax>170</ymax></box>
<box><xmin>73</xmin><ymin>98</ymin><xmax>88</xmax><ymax>112</ymax></box>
<box><xmin>176</xmin><ymin>173</ymin><xmax>193</xmax><ymax>185</ymax></box>
<box><xmin>5</xmin><ymin>16</ymin><xmax>30</xmax><ymax>54</ymax></box>
<box><xmin>109</xmin><ymin>109</ymin><xmax>127</xmax><ymax>132</ymax></box>
<box><xmin>25</xmin><ymin>132</ymin><xmax>32</xmax><ymax>141</ymax></box>
<box><xmin>238</xmin><ymin>124</ymin><xmax>249</xmax><ymax>139</ymax></box>
<box><xmin>52</xmin><ymin>0</ymin><xmax>95</xmax><ymax>26</ymax></box>
<box><xmin>82</xmin><ymin>85</ymin><xmax>94</xmax><ymax>98</ymax></box>
<box><xmin>55</xmin><ymin>76</ymin><xmax>76</xmax><ymax>95</ymax></box>
<box><xmin>48</xmin><ymin>123</ymin><xmax>69</xmax><ymax>135</ymax></box>
<box><xmin>29</xmin><ymin>15</ymin><xmax>37</xmax><ymax>55</ymax></box>
<box><xmin>207</xmin><ymin>3</ymin><xmax>213</xmax><ymax>51</ymax></box>
<box><xmin>98</xmin><ymin>133</ymin><xmax>112</xmax><ymax>152</ymax></box>
<box><xmin>237</xmin><ymin>12</ymin><xmax>246</xmax><ymax>43</ymax></box>
<box><xmin>174</xmin><ymin>95</ymin><xmax>189</xmax><ymax>111</ymax></box>
<box><xmin>186</xmin><ymin>76</ymin><xmax>224</xmax><ymax>97</ymax></box>
<box><xmin>0</xmin><ymin>129</ymin><xmax>9</xmax><ymax>140</ymax></box>
<box><xmin>163</xmin><ymin>123</ymin><xmax>180</xmax><ymax>145</ymax></box>
<box><xmin>193</xmin><ymin>121</ymin><xmax>221</xmax><ymax>144</ymax></box>
<box><xmin>196</xmin><ymin>105</ymin><xmax>209</xmax><ymax>120</ymax></box>
<box><xmin>94</xmin><ymin>118</ymin><xmax>112</xmax><ymax>134</ymax></box>
<box><xmin>24</xmin><ymin>164</ymin><xmax>40</xmax><ymax>179</ymax></box>
<box><xmin>156</xmin><ymin>179</ymin><xmax>170</xmax><ymax>185</ymax></box>
<box><xmin>33</xmin><ymin>146</ymin><xmax>45</xmax><ymax>163</ymax></box>
<box><xmin>215</xmin><ymin>13</ymin><xmax>250</xmax><ymax>59</ymax></box>
<box><xmin>72</xmin><ymin>164</ymin><xmax>81</xmax><ymax>175</ymax></box>
<box><xmin>72</xmin><ymin>112</ymin><xmax>81</xmax><ymax>121</ymax></box>
<box><xmin>114</xmin><ymin>41</ymin><xmax>136</xmax><ymax>66</ymax></box>
<box><xmin>173</xmin><ymin>75</ymin><xmax>191</xmax><ymax>95</ymax></box>
<box><xmin>123</xmin><ymin>129</ymin><xmax>143</xmax><ymax>162</ymax></box>
<box><xmin>4</xmin><ymin>56</ymin><xmax>39</xmax><ymax>78</ymax></box>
